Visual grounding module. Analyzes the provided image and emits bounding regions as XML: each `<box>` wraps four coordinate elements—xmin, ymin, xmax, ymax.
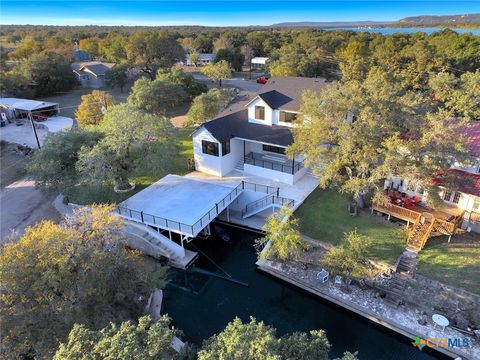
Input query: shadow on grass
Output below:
<box><xmin>295</xmin><ymin>188</ymin><xmax>406</xmax><ymax>265</ymax></box>
<box><xmin>417</xmin><ymin>235</ymin><xmax>480</xmax><ymax>294</ymax></box>
<box><xmin>65</xmin><ymin>128</ymin><xmax>194</xmax><ymax>205</ymax></box>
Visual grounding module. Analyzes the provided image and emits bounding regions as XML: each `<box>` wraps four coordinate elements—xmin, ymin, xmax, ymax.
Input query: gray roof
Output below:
<box><xmin>202</xmin><ymin>109</ymin><xmax>293</xmax><ymax>147</ymax></box>
<box><xmin>71</xmin><ymin>61</ymin><xmax>115</xmax><ymax>76</ymax></box>
<box><xmin>73</xmin><ymin>49</ymin><xmax>90</xmax><ymax>62</ymax></box>
<box><xmin>255</xmin><ymin>76</ymin><xmax>328</xmax><ymax>111</ymax></box>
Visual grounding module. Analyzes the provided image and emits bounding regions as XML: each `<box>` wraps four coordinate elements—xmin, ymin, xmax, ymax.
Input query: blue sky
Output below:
<box><xmin>1</xmin><ymin>1</ymin><xmax>479</xmax><ymax>26</ymax></box>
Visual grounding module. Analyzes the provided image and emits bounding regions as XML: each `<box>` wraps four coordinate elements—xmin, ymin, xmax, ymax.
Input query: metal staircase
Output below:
<box><xmin>241</xmin><ymin>194</ymin><xmax>294</xmax><ymax>219</ymax></box>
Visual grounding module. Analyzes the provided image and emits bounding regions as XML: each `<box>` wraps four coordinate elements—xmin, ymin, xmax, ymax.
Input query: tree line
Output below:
<box><xmin>2</xmin><ymin>26</ymin><xmax>479</xmax><ymax>96</ymax></box>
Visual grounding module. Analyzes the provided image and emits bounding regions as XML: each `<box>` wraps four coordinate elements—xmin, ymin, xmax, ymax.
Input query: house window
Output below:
<box><xmin>221</xmin><ymin>141</ymin><xmax>230</xmax><ymax>156</ymax></box>
<box><xmin>262</xmin><ymin>144</ymin><xmax>286</xmax><ymax>155</ymax></box>
<box><xmin>279</xmin><ymin>111</ymin><xmax>297</xmax><ymax>123</ymax></box>
<box><xmin>255</xmin><ymin>106</ymin><xmax>265</xmax><ymax>120</ymax></box>
<box><xmin>202</xmin><ymin>140</ymin><xmax>219</xmax><ymax>156</ymax></box>
<box><xmin>443</xmin><ymin>191</ymin><xmax>452</xmax><ymax>202</ymax></box>
<box><xmin>473</xmin><ymin>199</ymin><xmax>480</xmax><ymax>213</ymax></box>
<box><xmin>452</xmin><ymin>192</ymin><xmax>461</xmax><ymax>204</ymax></box>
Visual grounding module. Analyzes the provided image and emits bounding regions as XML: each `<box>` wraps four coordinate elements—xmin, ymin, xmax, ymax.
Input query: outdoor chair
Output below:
<box><xmin>317</xmin><ymin>269</ymin><xmax>329</xmax><ymax>283</ymax></box>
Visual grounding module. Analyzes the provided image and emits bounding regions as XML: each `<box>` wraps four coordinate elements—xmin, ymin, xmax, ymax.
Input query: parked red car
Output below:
<box><xmin>256</xmin><ymin>76</ymin><xmax>269</xmax><ymax>84</ymax></box>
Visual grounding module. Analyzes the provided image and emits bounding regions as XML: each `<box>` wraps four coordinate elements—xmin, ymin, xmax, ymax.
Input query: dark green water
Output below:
<box><xmin>163</xmin><ymin>227</ymin><xmax>447</xmax><ymax>360</ymax></box>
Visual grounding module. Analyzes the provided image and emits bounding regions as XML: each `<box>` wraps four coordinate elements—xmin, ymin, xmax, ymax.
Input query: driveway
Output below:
<box><xmin>0</xmin><ymin>122</ymin><xmax>49</xmax><ymax>149</ymax></box>
<box><xmin>0</xmin><ymin>179</ymin><xmax>62</xmax><ymax>242</ymax></box>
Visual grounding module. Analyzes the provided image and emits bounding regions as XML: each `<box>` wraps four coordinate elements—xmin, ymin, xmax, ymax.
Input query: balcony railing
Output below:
<box><xmin>241</xmin><ymin>194</ymin><xmax>295</xmax><ymax>218</ymax></box>
<box><xmin>118</xmin><ymin>182</ymin><xmax>244</xmax><ymax>237</ymax></box>
<box><xmin>244</xmin><ymin>152</ymin><xmax>304</xmax><ymax>175</ymax></box>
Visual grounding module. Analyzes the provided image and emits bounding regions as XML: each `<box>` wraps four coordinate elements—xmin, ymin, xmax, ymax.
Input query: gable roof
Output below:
<box><xmin>250</xmin><ymin>76</ymin><xmax>328</xmax><ymax>112</ymax></box>
<box><xmin>461</xmin><ymin>121</ymin><xmax>480</xmax><ymax>158</ymax></box>
<box><xmin>73</xmin><ymin>49</ymin><xmax>90</xmax><ymax>62</ymax></box>
<box><xmin>71</xmin><ymin>61</ymin><xmax>115</xmax><ymax>76</ymax></box>
<box><xmin>201</xmin><ymin>109</ymin><xmax>293</xmax><ymax>147</ymax></box>
<box><xmin>448</xmin><ymin>169</ymin><xmax>480</xmax><ymax>197</ymax></box>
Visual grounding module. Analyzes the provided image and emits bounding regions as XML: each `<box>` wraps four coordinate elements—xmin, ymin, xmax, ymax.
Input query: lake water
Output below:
<box><xmin>163</xmin><ymin>227</ymin><xmax>448</xmax><ymax>359</ymax></box>
<box><xmin>325</xmin><ymin>27</ymin><xmax>480</xmax><ymax>35</ymax></box>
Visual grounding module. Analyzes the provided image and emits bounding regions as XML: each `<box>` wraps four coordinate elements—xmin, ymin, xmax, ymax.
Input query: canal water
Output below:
<box><xmin>163</xmin><ymin>227</ymin><xmax>447</xmax><ymax>359</ymax></box>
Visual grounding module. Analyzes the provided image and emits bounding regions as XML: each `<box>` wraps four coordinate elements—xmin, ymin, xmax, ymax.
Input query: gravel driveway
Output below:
<box><xmin>0</xmin><ymin>179</ymin><xmax>62</xmax><ymax>242</ymax></box>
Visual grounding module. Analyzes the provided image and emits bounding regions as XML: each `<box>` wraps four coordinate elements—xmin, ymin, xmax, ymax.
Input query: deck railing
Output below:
<box><xmin>117</xmin><ymin>181</ymin><xmax>244</xmax><ymax>237</ymax></box>
<box><xmin>241</xmin><ymin>194</ymin><xmax>294</xmax><ymax>218</ymax></box>
<box><xmin>244</xmin><ymin>152</ymin><xmax>304</xmax><ymax>175</ymax></box>
<box><xmin>372</xmin><ymin>202</ymin><xmax>421</xmax><ymax>223</ymax></box>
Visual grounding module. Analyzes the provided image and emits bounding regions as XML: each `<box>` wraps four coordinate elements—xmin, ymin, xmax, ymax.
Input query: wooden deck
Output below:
<box><xmin>372</xmin><ymin>202</ymin><xmax>464</xmax><ymax>252</ymax></box>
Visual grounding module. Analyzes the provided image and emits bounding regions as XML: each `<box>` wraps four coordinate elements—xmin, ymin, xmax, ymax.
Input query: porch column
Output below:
<box><xmin>243</xmin><ymin>140</ymin><xmax>246</xmax><ymax>160</ymax></box>
<box><xmin>291</xmin><ymin>153</ymin><xmax>295</xmax><ymax>175</ymax></box>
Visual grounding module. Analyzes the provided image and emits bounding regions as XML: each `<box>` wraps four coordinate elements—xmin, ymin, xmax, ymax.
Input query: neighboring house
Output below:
<box><xmin>386</xmin><ymin>122</ymin><xmax>480</xmax><ymax>234</ymax></box>
<box><xmin>192</xmin><ymin>76</ymin><xmax>327</xmax><ymax>184</ymax></box>
<box><xmin>251</xmin><ymin>57</ymin><xmax>269</xmax><ymax>70</ymax></box>
<box><xmin>0</xmin><ymin>98</ymin><xmax>59</xmax><ymax>122</ymax></box>
<box><xmin>73</xmin><ymin>49</ymin><xmax>91</xmax><ymax>62</ymax></box>
<box><xmin>71</xmin><ymin>61</ymin><xmax>115</xmax><ymax>88</ymax></box>
<box><xmin>196</xmin><ymin>53</ymin><xmax>215</xmax><ymax>66</ymax></box>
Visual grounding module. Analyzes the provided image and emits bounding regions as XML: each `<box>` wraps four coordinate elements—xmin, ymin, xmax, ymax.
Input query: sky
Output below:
<box><xmin>1</xmin><ymin>1</ymin><xmax>480</xmax><ymax>27</ymax></box>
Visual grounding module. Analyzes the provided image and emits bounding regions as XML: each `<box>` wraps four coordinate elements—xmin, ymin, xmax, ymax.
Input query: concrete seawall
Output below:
<box><xmin>257</xmin><ymin>258</ymin><xmax>473</xmax><ymax>360</ymax></box>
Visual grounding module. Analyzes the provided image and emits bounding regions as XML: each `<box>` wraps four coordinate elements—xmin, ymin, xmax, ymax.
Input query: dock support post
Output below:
<box><xmin>387</xmin><ymin>214</ymin><xmax>391</xmax><ymax>222</ymax></box>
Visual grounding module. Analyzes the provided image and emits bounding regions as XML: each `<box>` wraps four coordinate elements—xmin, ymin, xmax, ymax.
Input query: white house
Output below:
<box><xmin>251</xmin><ymin>57</ymin><xmax>269</xmax><ymax>70</ymax></box>
<box><xmin>387</xmin><ymin>122</ymin><xmax>480</xmax><ymax>233</ymax></box>
<box><xmin>71</xmin><ymin>61</ymin><xmax>115</xmax><ymax>88</ymax></box>
<box><xmin>192</xmin><ymin>76</ymin><xmax>327</xmax><ymax>185</ymax></box>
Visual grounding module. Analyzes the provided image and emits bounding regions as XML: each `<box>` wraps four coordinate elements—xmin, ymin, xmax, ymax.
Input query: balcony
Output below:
<box><xmin>244</xmin><ymin>152</ymin><xmax>304</xmax><ymax>175</ymax></box>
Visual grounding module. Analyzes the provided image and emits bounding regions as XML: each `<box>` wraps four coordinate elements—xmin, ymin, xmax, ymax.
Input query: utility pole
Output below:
<box><xmin>28</xmin><ymin>111</ymin><xmax>41</xmax><ymax>149</ymax></box>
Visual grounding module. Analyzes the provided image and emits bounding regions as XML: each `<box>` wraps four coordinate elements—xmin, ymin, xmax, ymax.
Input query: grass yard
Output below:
<box><xmin>64</xmin><ymin>128</ymin><xmax>194</xmax><ymax>205</ymax></box>
<box><xmin>295</xmin><ymin>188</ymin><xmax>406</xmax><ymax>265</ymax></box>
<box><xmin>417</xmin><ymin>235</ymin><xmax>480</xmax><ymax>295</ymax></box>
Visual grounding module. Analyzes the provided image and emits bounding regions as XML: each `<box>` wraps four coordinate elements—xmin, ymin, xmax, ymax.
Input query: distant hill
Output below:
<box><xmin>269</xmin><ymin>21</ymin><xmax>392</xmax><ymax>28</ymax></box>
<box><xmin>398</xmin><ymin>13</ymin><xmax>480</xmax><ymax>26</ymax></box>
<box><xmin>270</xmin><ymin>14</ymin><xmax>480</xmax><ymax>29</ymax></box>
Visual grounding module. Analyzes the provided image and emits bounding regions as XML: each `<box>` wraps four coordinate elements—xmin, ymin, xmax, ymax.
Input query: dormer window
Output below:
<box><xmin>255</xmin><ymin>106</ymin><xmax>265</xmax><ymax>120</ymax></box>
<box><xmin>279</xmin><ymin>111</ymin><xmax>297</xmax><ymax>123</ymax></box>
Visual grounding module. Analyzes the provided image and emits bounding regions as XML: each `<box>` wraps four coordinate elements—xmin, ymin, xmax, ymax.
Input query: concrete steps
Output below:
<box><xmin>242</xmin><ymin>203</ymin><xmax>280</xmax><ymax>219</ymax></box>
<box><xmin>124</xmin><ymin>222</ymin><xmax>198</xmax><ymax>269</ymax></box>
<box><xmin>234</xmin><ymin>158</ymin><xmax>244</xmax><ymax>171</ymax></box>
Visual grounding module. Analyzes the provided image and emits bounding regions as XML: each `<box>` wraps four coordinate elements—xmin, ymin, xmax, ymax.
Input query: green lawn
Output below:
<box><xmin>65</xmin><ymin>128</ymin><xmax>194</xmax><ymax>205</ymax></box>
<box><xmin>295</xmin><ymin>189</ymin><xmax>406</xmax><ymax>265</ymax></box>
<box><xmin>417</xmin><ymin>236</ymin><xmax>480</xmax><ymax>295</ymax></box>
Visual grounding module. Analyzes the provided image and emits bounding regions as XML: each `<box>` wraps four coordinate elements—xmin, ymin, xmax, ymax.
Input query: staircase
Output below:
<box><xmin>124</xmin><ymin>222</ymin><xmax>198</xmax><ymax>269</ymax></box>
<box><xmin>242</xmin><ymin>194</ymin><xmax>294</xmax><ymax>219</ymax></box>
<box><xmin>384</xmin><ymin>273</ymin><xmax>409</xmax><ymax>307</ymax></box>
<box><xmin>396</xmin><ymin>252</ymin><xmax>417</xmax><ymax>274</ymax></box>
<box><xmin>234</xmin><ymin>158</ymin><xmax>244</xmax><ymax>171</ymax></box>
<box><xmin>405</xmin><ymin>217</ymin><xmax>435</xmax><ymax>253</ymax></box>
<box><xmin>384</xmin><ymin>251</ymin><xmax>418</xmax><ymax>307</ymax></box>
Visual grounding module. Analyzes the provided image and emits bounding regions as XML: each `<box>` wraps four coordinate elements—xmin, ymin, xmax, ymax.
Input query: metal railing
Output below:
<box><xmin>241</xmin><ymin>194</ymin><xmax>295</xmax><ymax>218</ymax></box>
<box><xmin>118</xmin><ymin>181</ymin><xmax>244</xmax><ymax>237</ymax></box>
<box><xmin>242</xmin><ymin>181</ymin><xmax>279</xmax><ymax>195</ymax></box>
<box><xmin>244</xmin><ymin>152</ymin><xmax>304</xmax><ymax>175</ymax></box>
